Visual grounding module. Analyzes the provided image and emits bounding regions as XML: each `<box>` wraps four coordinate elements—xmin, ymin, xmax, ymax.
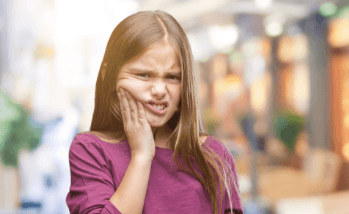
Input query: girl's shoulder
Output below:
<box><xmin>201</xmin><ymin>135</ymin><xmax>231</xmax><ymax>156</ymax></box>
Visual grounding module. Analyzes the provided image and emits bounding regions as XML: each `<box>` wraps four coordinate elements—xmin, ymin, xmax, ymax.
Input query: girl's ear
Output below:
<box><xmin>101</xmin><ymin>63</ymin><xmax>107</xmax><ymax>81</ymax></box>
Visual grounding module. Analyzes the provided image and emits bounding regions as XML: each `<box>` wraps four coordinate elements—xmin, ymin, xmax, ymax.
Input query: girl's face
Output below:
<box><xmin>116</xmin><ymin>42</ymin><xmax>182</xmax><ymax>128</ymax></box>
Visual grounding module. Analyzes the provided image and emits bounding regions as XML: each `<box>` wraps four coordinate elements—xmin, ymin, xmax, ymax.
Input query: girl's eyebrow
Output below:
<box><xmin>129</xmin><ymin>68</ymin><xmax>181</xmax><ymax>75</ymax></box>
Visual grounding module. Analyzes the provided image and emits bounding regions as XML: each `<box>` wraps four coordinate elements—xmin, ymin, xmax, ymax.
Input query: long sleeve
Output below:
<box><xmin>66</xmin><ymin>134</ymin><xmax>122</xmax><ymax>214</ymax></box>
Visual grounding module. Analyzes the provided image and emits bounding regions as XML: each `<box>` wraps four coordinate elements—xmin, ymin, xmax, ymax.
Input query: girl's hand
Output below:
<box><xmin>118</xmin><ymin>88</ymin><xmax>155</xmax><ymax>160</ymax></box>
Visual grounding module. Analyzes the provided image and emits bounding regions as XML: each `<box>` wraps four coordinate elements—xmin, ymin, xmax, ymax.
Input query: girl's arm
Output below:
<box><xmin>109</xmin><ymin>154</ymin><xmax>153</xmax><ymax>214</ymax></box>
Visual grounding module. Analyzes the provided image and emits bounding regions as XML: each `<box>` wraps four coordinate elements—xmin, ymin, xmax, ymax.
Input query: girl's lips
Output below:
<box><xmin>145</xmin><ymin>103</ymin><xmax>167</xmax><ymax>115</ymax></box>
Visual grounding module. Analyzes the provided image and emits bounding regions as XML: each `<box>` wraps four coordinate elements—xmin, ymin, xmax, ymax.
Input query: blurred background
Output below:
<box><xmin>1</xmin><ymin>0</ymin><xmax>349</xmax><ymax>213</ymax></box>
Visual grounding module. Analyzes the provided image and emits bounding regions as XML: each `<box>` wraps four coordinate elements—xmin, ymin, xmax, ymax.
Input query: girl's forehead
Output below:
<box><xmin>131</xmin><ymin>43</ymin><xmax>180</xmax><ymax>66</ymax></box>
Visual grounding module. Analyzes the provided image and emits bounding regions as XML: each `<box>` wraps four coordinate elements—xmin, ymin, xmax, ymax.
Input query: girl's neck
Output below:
<box><xmin>152</xmin><ymin>124</ymin><xmax>173</xmax><ymax>148</ymax></box>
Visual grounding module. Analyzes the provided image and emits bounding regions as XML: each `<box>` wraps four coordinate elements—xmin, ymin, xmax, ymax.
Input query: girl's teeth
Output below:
<box><xmin>151</xmin><ymin>104</ymin><xmax>165</xmax><ymax>110</ymax></box>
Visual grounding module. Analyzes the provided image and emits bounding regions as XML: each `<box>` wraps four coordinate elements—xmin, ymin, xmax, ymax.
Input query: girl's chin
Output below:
<box><xmin>148</xmin><ymin>121</ymin><xmax>165</xmax><ymax>128</ymax></box>
<box><xmin>145</xmin><ymin>114</ymin><xmax>169</xmax><ymax>127</ymax></box>
<box><xmin>146</xmin><ymin>117</ymin><xmax>170</xmax><ymax>128</ymax></box>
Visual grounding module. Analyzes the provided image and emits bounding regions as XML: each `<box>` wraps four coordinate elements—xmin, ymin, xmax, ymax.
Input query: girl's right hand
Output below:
<box><xmin>118</xmin><ymin>88</ymin><xmax>156</xmax><ymax>160</ymax></box>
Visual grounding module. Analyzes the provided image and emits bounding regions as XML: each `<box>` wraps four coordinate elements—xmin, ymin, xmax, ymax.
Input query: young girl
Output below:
<box><xmin>66</xmin><ymin>10</ymin><xmax>243</xmax><ymax>214</ymax></box>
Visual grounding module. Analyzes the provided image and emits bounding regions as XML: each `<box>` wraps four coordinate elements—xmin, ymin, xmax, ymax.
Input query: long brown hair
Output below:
<box><xmin>90</xmin><ymin>10</ymin><xmax>238</xmax><ymax>214</ymax></box>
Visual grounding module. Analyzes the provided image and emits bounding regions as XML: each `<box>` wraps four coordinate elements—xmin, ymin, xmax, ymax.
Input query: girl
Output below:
<box><xmin>66</xmin><ymin>10</ymin><xmax>243</xmax><ymax>214</ymax></box>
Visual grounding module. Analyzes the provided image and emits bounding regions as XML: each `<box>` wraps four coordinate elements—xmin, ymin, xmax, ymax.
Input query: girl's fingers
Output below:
<box><xmin>137</xmin><ymin>101</ymin><xmax>147</xmax><ymax>123</ymax></box>
<box><xmin>120</xmin><ymin>89</ymin><xmax>131</xmax><ymax>123</ymax></box>
<box><xmin>125</xmin><ymin>91</ymin><xmax>138</xmax><ymax>123</ymax></box>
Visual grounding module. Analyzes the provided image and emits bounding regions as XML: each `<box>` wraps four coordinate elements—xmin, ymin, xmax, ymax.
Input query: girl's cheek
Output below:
<box><xmin>116</xmin><ymin>80</ymin><xmax>128</xmax><ymax>93</ymax></box>
<box><xmin>117</xmin><ymin>82</ymin><xmax>143</xmax><ymax>101</ymax></box>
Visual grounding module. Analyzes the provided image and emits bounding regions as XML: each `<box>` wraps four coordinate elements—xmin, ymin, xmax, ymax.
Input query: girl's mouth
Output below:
<box><xmin>145</xmin><ymin>103</ymin><xmax>167</xmax><ymax>115</ymax></box>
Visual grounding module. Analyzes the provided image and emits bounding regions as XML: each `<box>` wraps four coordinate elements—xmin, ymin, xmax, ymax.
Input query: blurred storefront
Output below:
<box><xmin>189</xmin><ymin>1</ymin><xmax>349</xmax><ymax>213</ymax></box>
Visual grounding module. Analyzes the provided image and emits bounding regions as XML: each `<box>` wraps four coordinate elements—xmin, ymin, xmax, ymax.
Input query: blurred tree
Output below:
<box><xmin>0</xmin><ymin>88</ymin><xmax>43</xmax><ymax>168</ymax></box>
<box><xmin>203</xmin><ymin>107</ymin><xmax>220</xmax><ymax>135</ymax></box>
<box><xmin>274</xmin><ymin>109</ymin><xmax>306</xmax><ymax>154</ymax></box>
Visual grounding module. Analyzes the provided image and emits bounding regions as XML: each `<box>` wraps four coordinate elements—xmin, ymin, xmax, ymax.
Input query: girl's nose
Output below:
<box><xmin>151</xmin><ymin>80</ymin><xmax>167</xmax><ymax>99</ymax></box>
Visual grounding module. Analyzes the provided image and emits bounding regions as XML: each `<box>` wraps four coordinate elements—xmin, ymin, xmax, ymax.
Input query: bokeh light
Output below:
<box><xmin>265</xmin><ymin>22</ymin><xmax>283</xmax><ymax>37</ymax></box>
<box><xmin>343</xmin><ymin>142</ymin><xmax>349</xmax><ymax>161</ymax></box>
<box><xmin>319</xmin><ymin>2</ymin><xmax>338</xmax><ymax>17</ymax></box>
<box><xmin>255</xmin><ymin>0</ymin><xmax>272</xmax><ymax>9</ymax></box>
<box><xmin>208</xmin><ymin>25</ymin><xmax>239</xmax><ymax>53</ymax></box>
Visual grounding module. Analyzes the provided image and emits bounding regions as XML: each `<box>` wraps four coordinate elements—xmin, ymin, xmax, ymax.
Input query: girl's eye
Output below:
<box><xmin>168</xmin><ymin>76</ymin><xmax>181</xmax><ymax>81</ymax></box>
<box><xmin>137</xmin><ymin>73</ymin><xmax>150</xmax><ymax>78</ymax></box>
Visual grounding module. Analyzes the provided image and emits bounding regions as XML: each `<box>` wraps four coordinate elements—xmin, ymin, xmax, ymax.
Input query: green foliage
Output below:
<box><xmin>203</xmin><ymin>107</ymin><xmax>220</xmax><ymax>135</ymax></box>
<box><xmin>0</xmin><ymin>89</ymin><xmax>43</xmax><ymax>168</ymax></box>
<box><xmin>274</xmin><ymin>109</ymin><xmax>306</xmax><ymax>154</ymax></box>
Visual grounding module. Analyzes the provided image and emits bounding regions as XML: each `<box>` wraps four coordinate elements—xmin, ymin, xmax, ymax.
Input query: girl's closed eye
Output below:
<box><xmin>137</xmin><ymin>73</ymin><xmax>151</xmax><ymax>78</ymax></box>
<box><xmin>167</xmin><ymin>75</ymin><xmax>181</xmax><ymax>81</ymax></box>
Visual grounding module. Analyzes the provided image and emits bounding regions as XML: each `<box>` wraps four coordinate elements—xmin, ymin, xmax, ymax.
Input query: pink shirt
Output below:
<box><xmin>66</xmin><ymin>133</ymin><xmax>243</xmax><ymax>214</ymax></box>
